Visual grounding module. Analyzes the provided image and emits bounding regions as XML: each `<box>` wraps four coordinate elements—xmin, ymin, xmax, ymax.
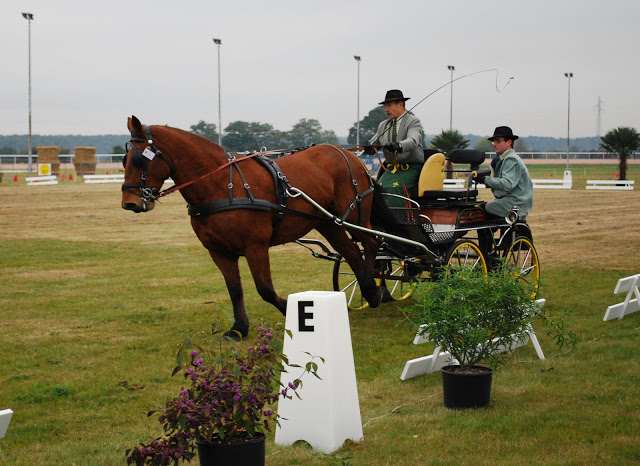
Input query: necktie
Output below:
<box><xmin>391</xmin><ymin>120</ymin><xmax>397</xmax><ymax>142</ymax></box>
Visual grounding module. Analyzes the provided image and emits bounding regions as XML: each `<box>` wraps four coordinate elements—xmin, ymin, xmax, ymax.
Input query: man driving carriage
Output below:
<box><xmin>474</xmin><ymin>126</ymin><xmax>534</xmax><ymax>257</ymax></box>
<box><xmin>363</xmin><ymin>90</ymin><xmax>424</xmax><ymax>207</ymax></box>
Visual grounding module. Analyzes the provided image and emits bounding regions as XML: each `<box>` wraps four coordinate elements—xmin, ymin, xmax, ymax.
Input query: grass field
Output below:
<box><xmin>1</xmin><ymin>165</ymin><xmax>639</xmax><ymax>465</ymax></box>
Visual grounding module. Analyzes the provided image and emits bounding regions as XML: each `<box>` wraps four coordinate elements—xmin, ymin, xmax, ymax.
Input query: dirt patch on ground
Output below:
<box><xmin>1</xmin><ymin>183</ymin><xmax>639</xmax><ymax>271</ymax></box>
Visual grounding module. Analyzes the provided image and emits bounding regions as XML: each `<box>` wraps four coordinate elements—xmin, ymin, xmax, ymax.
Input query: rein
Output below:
<box><xmin>156</xmin><ymin>151</ymin><xmax>265</xmax><ymax>199</ymax></box>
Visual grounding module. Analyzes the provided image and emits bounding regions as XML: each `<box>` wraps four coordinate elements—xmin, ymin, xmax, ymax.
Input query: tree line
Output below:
<box><xmin>190</xmin><ymin>118</ymin><xmax>338</xmax><ymax>152</ymax></box>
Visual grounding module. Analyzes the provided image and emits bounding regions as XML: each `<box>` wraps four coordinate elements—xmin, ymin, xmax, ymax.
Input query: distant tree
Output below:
<box><xmin>599</xmin><ymin>126</ymin><xmax>640</xmax><ymax>180</ymax></box>
<box><xmin>347</xmin><ymin>106</ymin><xmax>387</xmax><ymax>146</ymax></box>
<box><xmin>514</xmin><ymin>138</ymin><xmax>531</xmax><ymax>153</ymax></box>
<box><xmin>429</xmin><ymin>130</ymin><xmax>470</xmax><ymax>178</ymax></box>
<box><xmin>288</xmin><ymin>118</ymin><xmax>338</xmax><ymax>147</ymax></box>
<box><xmin>190</xmin><ymin>120</ymin><xmax>219</xmax><ymax>143</ymax></box>
<box><xmin>474</xmin><ymin>137</ymin><xmax>493</xmax><ymax>154</ymax></box>
<box><xmin>0</xmin><ymin>146</ymin><xmax>17</xmax><ymax>155</ymax></box>
<box><xmin>222</xmin><ymin>121</ymin><xmax>275</xmax><ymax>152</ymax></box>
<box><xmin>112</xmin><ymin>145</ymin><xmax>125</xmax><ymax>154</ymax></box>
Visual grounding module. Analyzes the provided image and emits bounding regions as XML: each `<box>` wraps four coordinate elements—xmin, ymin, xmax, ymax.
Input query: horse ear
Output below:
<box><xmin>129</xmin><ymin>115</ymin><xmax>144</xmax><ymax>138</ymax></box>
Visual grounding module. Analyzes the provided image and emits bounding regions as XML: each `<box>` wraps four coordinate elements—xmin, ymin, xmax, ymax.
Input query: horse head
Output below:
<box><xmin>121</xmin><ymin>116</ymin><xmax>173</xmax><ymax>213</ymax></box>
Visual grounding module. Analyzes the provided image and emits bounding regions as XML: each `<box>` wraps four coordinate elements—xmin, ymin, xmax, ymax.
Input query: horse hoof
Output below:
<box><xmin>223</xmin><ymin>328</ymin><xmax>247</xmax><ymax>341</ymax></box>
<box><xmin>380</xmin><ymin>287</ymin><xmax>393</xmax><ymax>303</ymax></box>
<box><xmin>367</xmin><ymin>287</ymin><xmax>385</xmax><ymax>309</ymax></box>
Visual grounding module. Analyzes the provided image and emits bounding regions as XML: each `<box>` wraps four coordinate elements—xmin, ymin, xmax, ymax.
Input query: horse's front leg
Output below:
<box><xmin>208</xmin><ymin>250</ymin><xmax>250</xmax><ymax>340</ymax></box>
<box><xmin>317</xmin><ymin>225</ymin><xmax>385</xmax><ymax>308</ymax></box>
<box><xmin>245</xmin><ymin>246</ymin><xmax>287</xmax><ymax>316</ymax></box>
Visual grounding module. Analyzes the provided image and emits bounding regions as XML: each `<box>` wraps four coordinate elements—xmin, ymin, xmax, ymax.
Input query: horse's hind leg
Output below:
<box><xmin>317</xmin><ymin>225</ymin><xmax>384</xmax><ymax>308</ymax></box>
<box><xmin>208</xmin><ymin>250</ymin><xmax>250</xmax><ymax>340</ymax></box>
<box><xmin>245</xmin><ymin>247</ymin><xmax>288</xmax><ymax>315</ymax></box>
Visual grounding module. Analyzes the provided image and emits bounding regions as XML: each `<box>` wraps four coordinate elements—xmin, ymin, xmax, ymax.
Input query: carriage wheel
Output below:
<box><xmin>504</xmin><ymin>237</ymin><xmax>540</xmax><ymax>298</ymax></box>
<box><xmin>376</xmin><ymin>258</ymin><xmax>422</xmax><ymax>302</ymax></box>
<box><xmin>333</xmin><ymin>258</ymin><xmax>369</xmax><ymax>310</ymax></box>
<box><xmin>445</xmin><ymin>240</ymin><xmax>488</xmax><ymax>276</ymax></box>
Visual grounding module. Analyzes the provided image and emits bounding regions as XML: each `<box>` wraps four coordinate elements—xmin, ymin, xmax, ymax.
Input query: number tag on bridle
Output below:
<box><xmin>142</xmin><ymin>147</ymin><xmax>156</xmax><ymax>160</ymax></box>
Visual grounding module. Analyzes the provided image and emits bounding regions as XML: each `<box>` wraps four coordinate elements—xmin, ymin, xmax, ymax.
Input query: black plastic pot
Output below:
<box><xmin>441</xmin><ymin>365</ymin><xmax>493</xmax><ymax>409</ymax></box>
<box><xmin>196</xmin><ymin>433</ymin><xmax>266</xmax><ymax>466</ymax></box>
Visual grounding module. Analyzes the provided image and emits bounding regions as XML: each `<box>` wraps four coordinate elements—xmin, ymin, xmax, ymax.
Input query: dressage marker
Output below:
<box><xmin>532</xmin><ymin>170</ymin><xmax>572</xmax><ymax>189</ymax></box>
<box><xmin>400</xmin><ymin>299</ymin><xmax>547</xmax><ymax>380</ymax></box>
<box><xmin>26</xmin><ymin>175</ymin><xmax>57</xmax><ymax>186</ymax></box>
<box><xmin>275</xmin><ymin>291</ymin><xmax>363</xmax><ymax>454</ymax></box>
<box><xmin>586</xmin><ymin>179</ymin><xmax>635</xmax><ymax>190</ymax></box>
<box><xmin>0</xmin><ymin>409</ymin><xmax>13</xmax><ymax>439</ymax></box>
<box><xmin>603</xmin><ymin>273</ymin><xmax>640</xmax><ymax>321</ymax></box>
<box><xmin>83</xmin><ymin>174</ymin><xmax>124</xmax><ymax>183</ymax></box>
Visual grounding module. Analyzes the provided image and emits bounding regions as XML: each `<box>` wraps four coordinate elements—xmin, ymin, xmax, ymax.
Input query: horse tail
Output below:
<box><xmin>370</xmin><ymin>182</ymin><xmax>408</xmax><ymax>236</ymax></box>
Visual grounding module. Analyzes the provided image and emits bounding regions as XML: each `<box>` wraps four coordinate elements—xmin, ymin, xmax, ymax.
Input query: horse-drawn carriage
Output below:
<box><xmin>298</xmin><ymin>147</ymin><xmax>540</xmax><ymax>309</ymax></box>
<box><xmin>121</xmin><ymin>116</ymin><xmax>539</xmax><ymax>337</ymax></box>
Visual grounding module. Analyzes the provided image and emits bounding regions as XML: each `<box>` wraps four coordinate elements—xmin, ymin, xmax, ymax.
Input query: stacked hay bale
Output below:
<box><xmin>36</xmin><ymin>146</ymin><xmax>61</xmax><ymax>175</ymax></box>
<box><xmin>73</xmin><ymin>147</ymin><xmax>97</xmax><ymax>175</ymax></box>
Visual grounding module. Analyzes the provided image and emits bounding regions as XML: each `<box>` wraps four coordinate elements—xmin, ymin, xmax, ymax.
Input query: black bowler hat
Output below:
<box><xmin>488</xmin><ymin>126</ymin><xmax>519</xmax><ymax>141</ymax></box>
<box><xmin>379</xmin><ymin>89</ymin><xmax>410</xmax><ymax>105</ymax></box>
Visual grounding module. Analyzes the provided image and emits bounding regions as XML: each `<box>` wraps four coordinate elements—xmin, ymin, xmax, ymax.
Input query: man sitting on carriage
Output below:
<box><xmin>363</xmin><ymin>89</ymin><xmax>425</xmax><ymax>207</ymax></box>
<box><xmin>474</xmin><ymin>126</ymin><xmax>534</xmax><ymax>256</ymax></box>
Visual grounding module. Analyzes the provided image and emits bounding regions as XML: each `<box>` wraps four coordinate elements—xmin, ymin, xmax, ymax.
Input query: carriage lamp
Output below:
<box><xmin>505</xmin><ymin>208</ymin><xmax>520</xmax><ymax>225</ymax></box>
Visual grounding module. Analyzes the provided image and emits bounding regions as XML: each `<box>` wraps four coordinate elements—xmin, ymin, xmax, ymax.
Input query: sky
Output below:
<box><xmin>2</xmin><ymin>0</ymin><xmax>639</xmax><ymax>140</ymax></box>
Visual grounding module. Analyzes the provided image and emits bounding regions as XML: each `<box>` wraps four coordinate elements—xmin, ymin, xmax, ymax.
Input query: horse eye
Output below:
<box><xmin>122</xmin><ymin>154</ymin><xmax>128</xmax><ymax>168</ymax></box>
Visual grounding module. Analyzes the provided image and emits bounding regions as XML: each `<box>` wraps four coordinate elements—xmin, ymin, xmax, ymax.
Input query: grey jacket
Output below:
<box><xmin>484</xmin><ymin>149</ymin><xmax>534</xmax><ymax>217</ymax></box>
<box><xmin>369</xmin><ymin>111</ymin><xmax>424</xmax><ymax>164</ymax></box>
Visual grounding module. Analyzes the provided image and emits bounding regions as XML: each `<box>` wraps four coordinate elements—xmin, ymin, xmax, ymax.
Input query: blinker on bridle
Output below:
<box><xmin>121</xmin><ymin>125</ymin><xmax>172</xmax><ymax>202</ymax></box>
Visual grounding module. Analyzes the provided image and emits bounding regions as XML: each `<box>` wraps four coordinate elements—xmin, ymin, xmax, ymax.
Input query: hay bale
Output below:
<box><xmin>36</xmin><ymin>146</ymin><xmax>61</xmax><ymax>175</ymax></box>
<box><xmin>74</xmin><ymin>146</ymin><xmax>97</xmax><ymax>175</ymax></box>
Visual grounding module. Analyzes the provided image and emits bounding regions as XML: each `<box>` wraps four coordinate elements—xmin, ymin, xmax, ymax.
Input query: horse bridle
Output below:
<box><xmin>121</xmin><ymin>125</ymin><xmax>173</xmax><ymax>202</ymax></box>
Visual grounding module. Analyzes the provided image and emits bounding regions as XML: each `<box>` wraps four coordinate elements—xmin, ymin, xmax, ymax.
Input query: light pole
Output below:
<box><xmin>354</xmin><ymin>55</ymin><xmax>361</xmax><ymax>147</ymax></box>
<box><xmin>448</xmin><ymin>65</ymin><xmax>455</xmax><ymax>131</ymax></box>
<box><xmin>22</xmin><ymin>12</ymin><xmax>34</xmax><ymax>172</ymax></box>
<box><xmin>213</xmin><ymin>38</ymin><xmax>222</xmax><ymax>146</ymax></box>
<box><xmin>564</xmin><ymin>72</ymin><xmax>573</xmax><ymax>172</ymax></box>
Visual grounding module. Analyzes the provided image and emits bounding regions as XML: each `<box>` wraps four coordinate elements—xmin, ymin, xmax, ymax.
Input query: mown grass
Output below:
<box><xmin>0</xmin><ymin>169</ymin><xmax>639</xmax><ymax>465</ymax></box>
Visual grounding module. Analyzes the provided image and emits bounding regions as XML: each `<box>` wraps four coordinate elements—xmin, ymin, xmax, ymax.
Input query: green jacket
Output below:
<box><xmin>369</xmin><ymin>111</ymin><xmax>424</xmax><ymax>165</ymax></box>
<box><xmin>484</xmin><ymin>149</ymin><xmax>533</xmax><ymax>217</ymax></box>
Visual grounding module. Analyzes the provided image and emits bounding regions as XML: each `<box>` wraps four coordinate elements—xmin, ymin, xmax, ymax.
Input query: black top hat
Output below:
<box><xmin>488</xmin><ymin>126</ymin><xmax>519</xmax><ymax>141</ymax></box>
<box><xmin>379</xmin><ymin>89</ymin><xmax>410</xmax><ymax>105</ymax></box>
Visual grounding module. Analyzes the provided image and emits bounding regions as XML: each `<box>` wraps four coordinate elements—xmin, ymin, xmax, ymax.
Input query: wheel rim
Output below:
<box><xmin>505</xmin><ymin>237</ymin><xmax>540</xmax><ymax>297</ymax></box>
<box><xmin>333</xmin><ymin>259</ymin><xmax>369</xmax><ymax>310</ymax></box>
<box><xmin>377</xmin><ymin>258</ymin><xmax>421</xmax><ymax>301</ymax></box>
<box><xmin>446</xmin><ymin>241</ymin><xmax>488</xmax><ymax>276</ymax></box>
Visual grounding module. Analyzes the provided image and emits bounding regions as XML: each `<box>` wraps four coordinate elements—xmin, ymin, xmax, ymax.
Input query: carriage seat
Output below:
<box><xmin>417</xmin><ymin>150</ymin><xmax>481</xmax><ymax>203</ymax></box>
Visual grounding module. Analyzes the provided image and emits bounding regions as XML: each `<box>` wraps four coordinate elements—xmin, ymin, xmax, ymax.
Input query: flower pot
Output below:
<box><xmin>196</xmin><ymin>433</ymin><xmax>266</xmax><ymax>466</ymax></box>
<box><xmin>441</xmin><ymin>365</ymin><xmax>493</xmax><ymax>409</ymax></box>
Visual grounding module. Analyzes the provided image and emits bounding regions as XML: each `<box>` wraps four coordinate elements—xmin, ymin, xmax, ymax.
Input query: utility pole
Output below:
<box><xmin>213</xmin><ymin>38</ymin><xmax>222</xmax><ymax>146</ymax></box>
<box><xmin>564</xmin><ymin>72</ymin><xmax>573</xmax><ymax>172</ymax></box>
<box><xmin>354</xmin><ymin>56</ymin><xmax>361</xmax><ymax>147</ymax></box>
<box><xmin>595</xmin><ymin>96</ymin><xmax>604</xmax><ymax>138</ymax></box>
<box><xmin>448</xmin><ymin>65</ymin><xmax>455</xmax><ymax>131</ymax></box>
<box><xmin>22</xmin><ymin>13</ymin><xmax>34</xmax><ymax>172</ymax></box>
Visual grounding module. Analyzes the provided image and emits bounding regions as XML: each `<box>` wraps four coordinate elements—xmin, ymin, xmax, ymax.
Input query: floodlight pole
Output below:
<box><xmin>448</xmin><ymin>65</ymin><xmax>455</xmax><ymax>131</ymax></box>
<box><xmin>354</xmin><ymin>55</ymin><xmax>361</xmax><ymax>147</ymax></box>
<box><xmin>564</xmin><ymin>72</ymin><xmax>573</xmax><ymax>172</ymax></box>
<box><xmin>213</xmin><ymin>38</ymin><xmax>222</xmax><ymax>146</ymax></box>
<box><xmin>23</xmin><ymin>13</ymin><xmax>34</xmax><ymax>172</ymax></box>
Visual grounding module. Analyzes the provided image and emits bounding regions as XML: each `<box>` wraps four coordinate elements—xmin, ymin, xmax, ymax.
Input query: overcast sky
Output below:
<box><xmin>2</xmin><ymin>0</ymin><xmax>638</xmax><ymax>140</ymax></box>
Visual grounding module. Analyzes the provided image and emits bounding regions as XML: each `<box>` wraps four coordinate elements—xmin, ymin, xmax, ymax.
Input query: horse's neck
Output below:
<box><xmin>163</xmin><ymin>128</ymin><xmax>228</xmax><ymax>203</ymax></box>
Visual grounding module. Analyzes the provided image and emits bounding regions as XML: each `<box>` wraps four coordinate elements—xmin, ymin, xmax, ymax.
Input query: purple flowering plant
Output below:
<box><xmin>126</xmin><ymin>322</ymin><xmax>322</xmax><ymax>465</ymax></box>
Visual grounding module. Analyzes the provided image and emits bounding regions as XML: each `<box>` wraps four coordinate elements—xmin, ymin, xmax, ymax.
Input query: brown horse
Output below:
<box><xmin>121</xmin><ymin>116</ymin><xmax>391</xmax><ymax>338</ymax></box>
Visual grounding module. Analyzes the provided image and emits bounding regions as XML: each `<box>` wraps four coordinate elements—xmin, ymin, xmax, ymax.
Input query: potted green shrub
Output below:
<box><xmin>405</xmin><ymin>265</ymin><xmax>576</xmax><ymax>409</ymax></box>
<box><xmin>126</xmin><ymin>322</ymin><xmax>322</xmax><ymax>465</ymax></box>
